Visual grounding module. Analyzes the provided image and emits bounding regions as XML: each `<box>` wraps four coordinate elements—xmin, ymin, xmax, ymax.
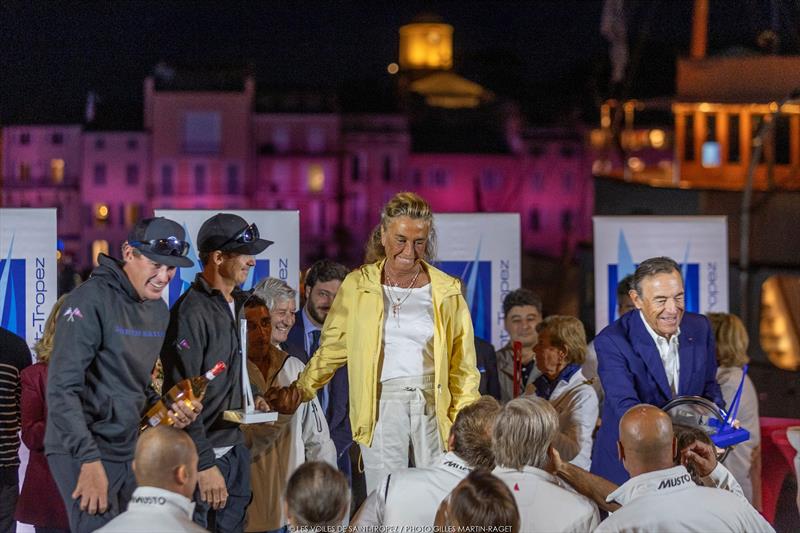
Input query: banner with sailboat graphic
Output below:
<box><xmin>154</xmin><ymin>209</ymin><xmax>299</xmax><ymax>308</ymax></box>
<box><xmin>434</xmin><ymin>213</ymin><xmax>521</xmax><ymax>349</ymax></box>
<box><xmin>0</xmin><ymin>208</ymin><xmax>57</xmax><ymax>347</ymax></box>
<box><xmin>593</xmin><ymin>216</ymin><xmax>728</xmax><ymax>333</ymax></box>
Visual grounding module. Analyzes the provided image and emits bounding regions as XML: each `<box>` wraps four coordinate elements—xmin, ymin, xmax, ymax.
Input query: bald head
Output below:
<box><xmin>617</xmin><ymin>404</ymin><xmax>676</xmax><ymax>477</ymax></box>
<box><xmin>134</xmin><ymin>426</ymin><xmax>198</xmax><ymax>498</ymax></box>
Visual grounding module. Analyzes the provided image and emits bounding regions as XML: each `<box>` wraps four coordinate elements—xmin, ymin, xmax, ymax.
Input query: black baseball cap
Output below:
<box><xmin>197</xmin><ymin>213</ymin><xmax>273</xmax><ymax>255</ymax></box>
<box><xmin>127</xmin><ymin>217</ymin><xmax>194</xmax><ymax>268</ymax></box>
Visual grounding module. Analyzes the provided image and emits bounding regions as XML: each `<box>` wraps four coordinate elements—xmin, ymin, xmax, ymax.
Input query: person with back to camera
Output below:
<box><xmin>16</xmin><ymin>295</ymin><xmax>70</xmax><ymax>533</ymax></box>
<box><xmin>531</xmin><ymin>315</ymin><xmax>598</xmax><ymax>470</ymax></box>
<box><xmin>267</xmin><ymin>192</ymin><xmax>480</xmax><ymax>493</ymax></box>
<box><xmin>284</xmin><ymin>461</ymin><xmax>350</xmax><ymax>532</ymax></box>
<box><xmin>434</xmin><ymin>469</ymin><xmax>520</xmax><ymax>533</ymax></box>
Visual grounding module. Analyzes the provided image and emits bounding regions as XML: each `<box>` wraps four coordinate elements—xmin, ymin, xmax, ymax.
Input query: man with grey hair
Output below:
<box><xmin>253</xmin><ymin>277</ymin><xmax>305</xmax><ymax>361</ymax></box>
<box><xmin>591</xmin><ymin>256</ymin><xmax>724</xmax><ymax>485</ymax></box>
<box><xmin>492</xmin><ymin>396</ymin><xmax>599</xmax><ymax>532</ymax></box>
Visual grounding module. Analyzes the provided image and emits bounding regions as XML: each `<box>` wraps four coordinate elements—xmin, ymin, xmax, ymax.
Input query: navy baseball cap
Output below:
<box><xmin>197</xmin><ymin>213</ymin><xmax>273</xmax><ymax>255</ymax></box>
<box><xmin>127</xmin><ymin>217</ymin><xmax>194</xmax><ymax>268</ymax></box>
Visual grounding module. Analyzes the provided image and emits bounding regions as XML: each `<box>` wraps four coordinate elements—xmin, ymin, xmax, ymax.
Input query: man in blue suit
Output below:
<box><xmin>287</xmin><ymin>259</ymin><xmax>353</xmax><ymax>480</ymax></box>
<box><xmin>591</xmin><ymin>256</ymin><xmax>724</xmax><ymax>485</ymax></box>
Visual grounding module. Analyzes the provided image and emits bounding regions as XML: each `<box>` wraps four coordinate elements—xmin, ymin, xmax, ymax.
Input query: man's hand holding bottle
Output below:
<box><xmin>168</xmin><ymin>399</ymin><xmax>203</xmax><ymax>428</ymax></box>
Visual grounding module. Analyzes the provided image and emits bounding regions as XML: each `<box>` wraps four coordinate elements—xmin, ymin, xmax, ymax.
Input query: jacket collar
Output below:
<box><xmin>128</xmin><ymin>486</ymin><xmax>195</xmax><ymax>519</ymax></box>
<box><xmin>439</xmin><ymin>451</ymin><xmax>472</xmax><ymax>474</ymax></box>
<box><xmin>627</xmin><ymin>312</ymin><xmax>674</xmax><ymax>400</ymax></box>
<box><xmin>357</xmin><ymin>259</ymin><xmax>462</xmax><ymax>300</ymax></box>
<box><xmin>607</xmin><ymin>465</ymin><xmax>694</xmax><ymax>506</ymax></box>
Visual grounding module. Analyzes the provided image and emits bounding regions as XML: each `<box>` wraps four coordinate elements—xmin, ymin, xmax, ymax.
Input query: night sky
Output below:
<box><xmin>2</xmin><ymin>1</ymin><xmax>795</xmax><ymax>124</ymax></box>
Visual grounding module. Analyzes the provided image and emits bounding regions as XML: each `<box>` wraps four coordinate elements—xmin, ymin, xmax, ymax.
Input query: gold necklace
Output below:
<box><xmin>384</xmin><ymin>266</ymin><xmax>421</xmax><ymax>324</ymax></box>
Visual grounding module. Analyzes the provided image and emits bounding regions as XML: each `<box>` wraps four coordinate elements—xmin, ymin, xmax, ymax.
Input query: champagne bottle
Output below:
<box><xmin>139</xmin><ymin>361</ymin><xmax>226</xmax><ymax>432</ymax></box>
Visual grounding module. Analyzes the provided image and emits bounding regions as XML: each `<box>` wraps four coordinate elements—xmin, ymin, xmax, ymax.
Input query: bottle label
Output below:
<box><xmin>148</xmin><ymin>415</ymin><xmax>160</xmax><ymax>428</ymax></box>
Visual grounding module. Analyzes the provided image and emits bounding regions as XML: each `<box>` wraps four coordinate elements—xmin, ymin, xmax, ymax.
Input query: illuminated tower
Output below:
<box><xmin>398</xmin><ymin>15</ymin><xmax>453</xmax><ymax>72</ymax></box>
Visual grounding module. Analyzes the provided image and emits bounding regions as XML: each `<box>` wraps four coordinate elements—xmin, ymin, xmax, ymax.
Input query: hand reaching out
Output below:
<box><xmin>265</xmin><ymin>384</ymin><xmax>301</xmax><ymax>414</ymax></box>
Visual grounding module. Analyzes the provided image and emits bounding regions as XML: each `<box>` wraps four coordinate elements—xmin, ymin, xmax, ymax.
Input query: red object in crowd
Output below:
<box><xmin>759</xmin><ymin>416</ymin><xmax>800</xmax><ymax>525</ymax></box>
<box><xmin>512</xmin><ymin>341</ymin><xmax>522</xmax><ymax>398</ymax></box>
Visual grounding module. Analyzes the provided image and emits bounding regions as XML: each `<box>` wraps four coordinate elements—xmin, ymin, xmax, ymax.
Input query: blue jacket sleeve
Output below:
<box><xmin>595</xmin><ymin>333</ymin><xmax>642</xmax><ymax>422</ymax></box>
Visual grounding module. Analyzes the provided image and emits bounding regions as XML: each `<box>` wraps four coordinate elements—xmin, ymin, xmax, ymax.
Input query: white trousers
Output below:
<box><xmin>360</xmin><ymin>374</ymin><xmax>443</xmax><ymax>493</ymax></box>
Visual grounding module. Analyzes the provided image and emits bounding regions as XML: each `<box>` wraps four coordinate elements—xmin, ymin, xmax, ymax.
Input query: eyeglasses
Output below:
<box><xmin>218</xmin><ymin>222</ymin><xmax>260</xmax><ymax>250</ymax></box>
<box><xmin>129</xmin><ymin>236</ymin><xmax>190</xmax><ymax>257</ymax></box>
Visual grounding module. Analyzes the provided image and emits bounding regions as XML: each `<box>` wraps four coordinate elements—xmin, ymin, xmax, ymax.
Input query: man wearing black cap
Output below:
<box><xmin>46</xmin><ymin>217</ymin><xmax>202</xmax><ymax>533</ymax></box>
<box><xmin>160</xmin><ymin>213</ymin><xmax>273</xmax><ymax>533</ymax></box>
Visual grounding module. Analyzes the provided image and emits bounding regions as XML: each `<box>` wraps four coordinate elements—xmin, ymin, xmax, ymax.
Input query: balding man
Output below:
<box><xmin>595</xmin><ymin>404</ymin><xmax>773</xmax><ymax>533</ymax></box>
<box><xmin>98</xmin><ymin>427</ymin><xmax>207</xmax><ymax>532</ymax></box>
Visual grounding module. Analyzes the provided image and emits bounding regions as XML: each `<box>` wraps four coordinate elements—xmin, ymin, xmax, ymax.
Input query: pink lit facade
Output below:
<box><xmin>1</xmin><ymin>80</ymin><xmax>593</xmax><ymax>269</ymax></box>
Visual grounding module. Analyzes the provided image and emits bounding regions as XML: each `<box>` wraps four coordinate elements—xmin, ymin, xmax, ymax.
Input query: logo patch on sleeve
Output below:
<box><xmin>63</xmin><ymin>307</ymin><xmax>83</xmax><ymax>322</ymax></box>
<box><xmin>177</xmin><ymin>338</ymin><xmax>190</xmax><ymax>351</ymax></box>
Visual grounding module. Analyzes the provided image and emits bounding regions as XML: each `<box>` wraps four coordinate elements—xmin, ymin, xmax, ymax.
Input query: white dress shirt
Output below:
<box><xmin>639</xmin><ymin>311</ymin><xmax>680</xmax><ymax>394</ymax></box>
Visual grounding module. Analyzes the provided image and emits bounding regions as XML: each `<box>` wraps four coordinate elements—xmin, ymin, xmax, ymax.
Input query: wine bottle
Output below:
<box><xmin>139</xmin><ymin>361</ymin><xmax>226</xmax><ymax>432</ymax></box>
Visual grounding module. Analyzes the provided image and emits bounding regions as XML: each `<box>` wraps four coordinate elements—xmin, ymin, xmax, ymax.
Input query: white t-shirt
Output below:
<box><xmin>380</xmin><ymin>284</ymin><xmax>434</xmax><ymax>382</ymax></box>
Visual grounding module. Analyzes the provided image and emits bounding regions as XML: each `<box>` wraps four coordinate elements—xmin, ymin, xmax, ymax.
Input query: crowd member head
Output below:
<box><xmin>134</xmin><ymin>426</ymin><xmax>199</xmax><ymax>500</ymax></box>
<box><xmin>253</xmin><ymin>277</ymin><xmax>297</xmax><ymax>345</ymax></box>
<box><xmin>284</xmin><ymin>461</ymin><xmax>349</xmax><ymax>531</ymax></box>
<box><xmin>435</xmin><ymin>470</ymin><xmax>520</xmax><ymax>533</ymax></box>
<box><xmin>197</xmin><ymin>213</ymin><xmax>272</xmax><ymax>288</ymax></box>
<box><xmin>123</xmin><ymin>217</ymin><xmax>194</xmax><ymax>300</ymax></box>
<box><xmin>493</xmin><ymin>396</ymin><xmax>558</xmax><ymax>470</ymax></box>
<box><xmin>32</xmin><ymin>294</ymin><xmax>69</xmax><ymax>364</ymax></box>
<box><xmin>629</xmin><ymin>257</ymin><xmax>684</xmax><ymax>339</ymax></box>
<box><xmin>617</xmin><ymin>404</ymin><xmax>676</xmax><ymax>478</ymax></box>
<box><xmin>304</xmin><ymin>260</ymin><xmax>349</xmax><ymax>327</ymax></box>
<box><xmin>534</xmin><ymin>315</ymin><xmax>587</xmax><ymax>380</ymax></box>
<box><xmin>244</xmin><ymin>296</ymin><xmax>272</xmax><ymax>358</ymax></box>
<box><xmin>616</xmin><ymin>274</ymin><xmax>636</xmax><ymax>317</ymax></box>
<box><xmin>502</xmin><ymin>289</ymin><xmax>543</xmax><ymax>351</ymax></box>
<box><xmin>448</xmin><ymin>396</ymin><xmax>502</xmax><ymax>470</ymax></box>
<box><xmin>707</xmin><ymin>312</ymin><xmax>749</xmax><ymax>368</ymax></box>
<box><xmin>364</xmin><ymin>191</ymin><xmax>436</xmax><ymax>269</ymax></box>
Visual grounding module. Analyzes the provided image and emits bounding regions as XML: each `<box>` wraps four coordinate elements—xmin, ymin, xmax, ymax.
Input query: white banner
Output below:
<box><xmin>593</xmin><ymin>216</ymin><xmax>728</xmax><ymax>333</ymax></box>
<box><xmin>0</xmin><ymin>208</ymin><xmax>58</xmax><ymax>347</ymax></box>
<box><xmin>154</xmin><ymin>210</ymin><xmax>300</xmax><ymax>307</ymax></box>
<box><xmin>433</xmin><ymin>213</ymin><xmax>521</xmax><ymax>349</ymax></box>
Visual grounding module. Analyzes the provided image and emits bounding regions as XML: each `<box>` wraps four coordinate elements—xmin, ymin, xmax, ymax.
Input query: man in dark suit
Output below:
<box><xmin>287</xmin><ymin>260</ymin><xmax>353</xmax><ymax>480</ymax></box>
<box><xmin>591</xmin><ymin>256</ymin><xmax>724</xmax><ymax>485</ymax></box>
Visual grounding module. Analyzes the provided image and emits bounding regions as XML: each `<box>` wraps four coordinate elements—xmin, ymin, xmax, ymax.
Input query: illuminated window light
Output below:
<box><xmin>95</xmin><ymin>203</ymin><xmax>110</xmax><ymax>221</ymax></box>
<box><xmin>92</xmin><ymin>240</ymin><xmax>109</xmax><ymax>266</ymax></box>
<box><xmin>307</xmin><ymin>164</ymin><xmax>325</xmax><ymax>193</ymax></box>
<box><xmin>50</xmin><ymin>159</ymin><xmax>65</xmax><ymax>184</ymax></box>
<box><xmin>701</xmin><ymin>141</ymin><xmax>721</xmax><ymax>168</ymax></box>
<box><xmin>649</xmin><ymin>129</ymin><xmax>666</xmax><ymax>149</ymax></box>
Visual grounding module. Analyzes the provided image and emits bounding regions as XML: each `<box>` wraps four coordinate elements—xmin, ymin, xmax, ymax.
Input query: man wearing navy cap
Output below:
<box><xmin>46</xmin><ymin>217</ymin><xmax>201</xmax><ymax>533</ymax></box>
<box><xmin>160</xmin><ymin>213</ymin><xmax>274</xmax><ymax>533</ymax></box>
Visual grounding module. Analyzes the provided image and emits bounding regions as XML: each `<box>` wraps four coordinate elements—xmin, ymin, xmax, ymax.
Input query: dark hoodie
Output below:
<box><xmin>45</xmin><ymin>254</ymin><xmax>166</xmax><ymax>463</ymax></box>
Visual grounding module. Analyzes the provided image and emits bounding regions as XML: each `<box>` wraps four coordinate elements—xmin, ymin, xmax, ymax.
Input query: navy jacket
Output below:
<box><xmin>287</xmin><ymin>310</ymin><xmax>353</xmax><ymax>461</ymax></box>
<box><xmin>474</xmin><ymin>336</ymin><xmax>500</xmax><ymax>400</ymax></box>
<box><xmin>590</xmin><ymin>311</ymin><xmax>724</xmax><ymax>484</ymax></box>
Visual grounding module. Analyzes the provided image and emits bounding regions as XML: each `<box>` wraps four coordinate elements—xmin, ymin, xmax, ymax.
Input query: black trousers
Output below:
<box><xmin>192</xmin><ymin>443</ymin><xmax>251</xmax><ymax>533</ymax></box>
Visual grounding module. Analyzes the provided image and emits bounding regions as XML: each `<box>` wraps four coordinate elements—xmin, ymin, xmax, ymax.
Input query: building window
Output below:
<box><xmin>728</xmin><ymin>114</ymin><xmax>741</xmax><ymax>163</ymax></box>
<box><xmin>161</xmin><ymin>165</ymin><xmax>174</xmax><ymax>196</ymax></box>
<box><xmin>684</xmin><ymin>114</ymin><xmax>695</xmax><ymax>161</ymax></box>
<box><xmin>18</xmin><ymin>162</ymin><xmax>30</xmax><ymax>181</ymax></box>
<box><xmin>431</xmin><ymin>168</ymin><xmax>447</xmax><ymax>187</ymax></box>
<box><xmin>775</xmin><ymin>114</ymin><xmax>791</xmax><ymax>165</ymax></box>
<box><xmin>562</xmin><ymin>171</ymin><xmax>574</xmax><ymax>192</ymax></box>
<box><xmin>194</xmin><ymin>164</ymin><xmax>207</xmax><ymax>195</ymax></box>
<box><xmin>126</xmin><ymin>164</ymin><xmax>139</xmax><ymax>186</ymax></box>
<box><xmin>125</xmin><ymin>203</ymin><xmax>141</xmax><ymax>226</ymax></box>
<box><xmin>705</xmin><ymin>114</ymin><xmax>716</xmax><ymax>141</ymax></box>
<box><xmin>481</xmin><ymin>169</ymin><xmax>502</xmax><ymax>190</ymax></box>
<box><xmin>93</xmin><ymin>163</ymin><xmax>107</xmax><ymax>185</ymax></box>
<box><xmin>19</xmin><ymin>132</ymin><xmax>30</xmax><ymax>145</ymax></box>
<box><xmin>50</xmin><ymin>159</ymin><xmax>64</xmax><ymax>184</ymax></box>
<box><xmin>560</xmin><ymin>145</ymin><xmax>576</xmax><ymax>158</ymax></box>
<box><xmin>561</xmin><ymin>209</ymin><xmax>573</xmax><ymax>231</ymax></box>
<box><xmin>308</xmin><ymin>164</ymin><xmax>325</xmax><ymax>193</ymax></box>
<box><xmin>351</xmin><ymin>154</ymin><xmax>361</xmax><ymax>181</ymax></box>
<box><xmin>307</xmin><ymin>127</ymin><xmax>326</xmax><ymax>153</ymax></box>
<box><xmin>127</xmin><ymin>138</ymin><xmax>139</xmax><ymax>150</ymax></box>
<box><xmin>531</xmin><ymin>171</ymin><xmax>545</xmax><ymax>191</ymax></box>
<box><xmin>91</xmin><ymin>240</ymin><xmax>109</xmax><ymax>266</ymax></box>
<box><xmin>529</xmin><ymin>208</ymin><xmax>540</xmax><ymax>232</ymax></box>
<box><xmin>272</xmin><ymin>127</ymin><xmax>290</xmax><ymax>153</ymax></box>
<box><xmin>382</xmin><ymin>156</ymin><xmax>393</xmax><ymax>182</ymax></box>
<box><xmin>411</xmin><ymin>168</ymin><xmax>422</xmax><ymax>187</ymax></box>
<box><xmin>183</xmin><ymin>111</ymin><xmax>221</xmax><ymax>154</ymax></box>
<box><xmin>226</xmin><ymin>165</ymin><xmax>239</xmax><ymax>195</ymax></box>
<box><xmin>751</xmin><ymin>114</ymin><xmax>767</xmax><ymax>164</ymax></box>
<box><xmin>95</xmin><ymin>137</ymin><xmax>105</xmax><ymax>150</ymax></box>
<box><xmin>51</xmin><ymin>132</ymin><xmax>63</xmax><ymax>145</ymax></box>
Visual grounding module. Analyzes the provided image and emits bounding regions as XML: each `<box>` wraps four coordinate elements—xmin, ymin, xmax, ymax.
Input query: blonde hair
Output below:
<box><xmin>707</xmin><ymin>312</ymin><xmax>749</xmax><ymax>367</ymax></box>
<box><xmin>33</xmin><ymin>294</ymin><xmax>69</xmax><ymax>364</ymax></box>
<box><xmin>536</xmin><ymin>315</ymin><xmax>587</xmax><ymax>365</ymax></box>
<box><xmin>364</xmin><ymin>192</ymin><xmax>436</xmax><ymax>263</ymax></box>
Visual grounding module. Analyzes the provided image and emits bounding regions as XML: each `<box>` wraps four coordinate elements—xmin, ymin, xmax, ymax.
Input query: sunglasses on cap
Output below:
<box><xmin>218</xmin><ymin>222</ymin><xmax>260</xmax><ymax>250</ymax></box>
<box><xmin>129</xmin><ymin>236</ymin><xmax>190</xmax><ymax>257</ymax></box>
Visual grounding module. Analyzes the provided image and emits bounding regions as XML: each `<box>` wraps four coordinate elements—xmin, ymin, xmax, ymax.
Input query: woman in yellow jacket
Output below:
<box><xmin>281</xmin><ymin>192</ymin><xmax>480</xmax><ymax>492</ymax></box>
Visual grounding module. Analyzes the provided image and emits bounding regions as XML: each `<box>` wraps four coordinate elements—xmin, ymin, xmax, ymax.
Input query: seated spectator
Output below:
<box><xmin>496</xmin><ymin>289</ymin><xmax>543</xmax><ymax>401</ymax></box>
<box><xmin>240</xmin><ymin>296</ymin><xmax>336</xmax><ymax>532</ymax></box>
<box><xmin>532</xmin><ymin>315</ymin><xmax>598</xmax><ymax>469</ymax></box>
<box><xmin>434</xmin><ymin>469</ymin><xmax>520</xmax><ymax>533</ymax></box>
<box><xmin>285</xmin><ymin>461</ymin><xmax>349</xmax><ymax>532</ymax></box>
<box><xmin>97</xmin><ymin>426</ymin><xmax>206</xmax><ymax>532</ymax></box>
<box><xmin>492</xmin><ymin>396</ymin><xmax>599</xmax><ymax>532</ymax></box>
<box><xmin>583</xmin><ymin>275</ymin><xmax>635</xmax><ymax>403</ymax></box>
<box><xmin>594</xmin><ymin>404</ymin><xmax>773</xmax><ymax>532</ymax></box>
<box><xmin>708</xmin><ymin>312</ymin><xmax>762</xmax><ymax>508</ymax></box>
<box><xmin>16</xmin><ymin>296</ymin><xmax>70</xmax><ymax>532</ymax></box>
<box><xmin>352</xmin><ymin>396</ymin><xmax>501</xmax><ymax>529</ymax></box>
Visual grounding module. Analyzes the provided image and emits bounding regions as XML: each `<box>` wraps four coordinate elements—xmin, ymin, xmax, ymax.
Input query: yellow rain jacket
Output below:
<box><xmin>294</xmin><ymin>259</ymin><xmax>480</xmax><ymax>449</ymax></box>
